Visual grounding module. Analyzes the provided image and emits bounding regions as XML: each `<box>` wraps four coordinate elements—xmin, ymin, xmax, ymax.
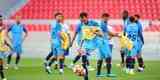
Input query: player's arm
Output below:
<box><xmin>22</xmin><ymin>25</ymin><xmax>28</xmax><ymax>41</ymax></box>
<box><xmin>4</xmin><ymin>28</ymin><xmax>12</xmax><ymax>49</ymax></box>
<box><xmin>70</xmin><ymin>24</ymin><xmax>81</xmax><ymax>47</ymax></box>
<box><xmin>6</xmin><ymin>25</ymin><xmax>12</xmax><ymax>42</ymax></box>
<box><xmin>138</xmin><ymin>23</ymin><xmax>144</xmax><ymax>44</ymax></box>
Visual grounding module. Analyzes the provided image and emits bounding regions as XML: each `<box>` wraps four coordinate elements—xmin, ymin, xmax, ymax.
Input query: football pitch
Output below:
<box><xmin>5</xmin><ymin>58</ymin><xmax>160</xmax><ymax>80</ymax></box>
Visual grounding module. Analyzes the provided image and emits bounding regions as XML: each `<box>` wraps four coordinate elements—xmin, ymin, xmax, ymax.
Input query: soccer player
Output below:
<box><xmin>134</xmin><ymin>14</ymin><xmax>145</xmax><ymax>72</ymax></box>
<box><xmin>124</xmin><ymin>16</ymin><xmax>141</xmax><ymax>75</ymax></box>
<box><xmin>119</xmin><ymin>10</ymin><xmax>130</xmax><ymax>67</ymax></box>
<box><xmin>7</xmin><ymin>16</ymin><xmax>28</xmax><ymax>70</ymax></box>
<box><xmin>69</xmin><ymin>12</ymin><xmax>96</xmax><ymax>71</ymax></box>
<box><xmin>44</xmin><ymin>12</ymin><xmax>70</xmax><ymax>74</ymax></box>
<box><xmin>71</xmin><ymin>12</ymin><xmax>99</xmax><ymax>80</ymax></box>
<box><xmin>96</xmin><ymin>13</ymin><xmax>118</xmax><ymax>77</ymax></box>
<box><xmin>0</xmin><ymin>14</ymin><xmax>12</xmax><ymax>80</ymax></box>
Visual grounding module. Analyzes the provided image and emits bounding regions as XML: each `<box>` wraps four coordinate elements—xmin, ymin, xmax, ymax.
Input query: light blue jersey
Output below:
<box><xmin>124</xmin><ymin>22</ymin><xmax>139</xmax><ymax>56</ymax></box>
<box><xmin>50</xmin><ymin>21</ymin><xmax>69</xmax><ymax>56</ymax></box>
<box><xmin>76</xmin><ymin>20</ymin><xmax>99</xmax><ymax>51</ymax></box>
<box><xmin>136</xmin><ymin>21</ymin><xmax>144</xmax><ymax>53</ymax></box>
<box><xmin>8</xmin><ymin>23</ymin><xmax>27</xmax><ymax>54</ymax></box>
<box><xmin>96</xmin><ymin>21</ymin><xmax>111</xmax><ymax>59</ymax></box>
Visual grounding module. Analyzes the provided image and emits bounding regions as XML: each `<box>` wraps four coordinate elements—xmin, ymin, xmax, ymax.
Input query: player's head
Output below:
<box><xmin>16</xmin><ymin>16</ymin><xmax>21</xmax><ymax>24</ymax></box>
<box><xmin>101</xmin><ymin>13</ymin><xmax>110</xmax><ymax>22</ymax></box>
<box><xmin>129</xmin><ymin>16</ymin><xmax>136</xmax><ymax>23</ymax></box>
<box><xmin>122</xmin><ymin>10</ymin><xmax>129</xmax><ymax>20</ymax></box>
<box><xmin>54</xmin><ymin>12</ymin><xmax>64</xmax><ymax>22</ymax></box>
<box><xmin>134</xmin><ymin>14</ymin><xmax>140</xmax><ymax>22</ymax></box>
<box><xmin>79</xmin><ymin>12</ymin><xmax>88</xmax><ymax>24</ymax></box>
<box><xmin>0</xmin><ymin>14</ymin><xmax>3</xmax><ymax>26</ymax></box>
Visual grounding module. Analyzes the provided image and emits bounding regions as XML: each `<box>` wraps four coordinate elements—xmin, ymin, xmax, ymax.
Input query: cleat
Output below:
<box><xmin>59</xmin><ymin>69</ymin><xmax>64</xmax><ymax>74</ymax></box>
<box><xmin>2</xmin><ymin>78</ymin><xmax>7</xmax><ymax>80</ymax></box>
<box><xmin>96</xmin><ymin>74</ymin><xmax>105</xmax><ymax>77</ymax></box>
<box><xmin>125</xmin><ymin>68</ymin><xmax>130</xmax><ymax>74</ymax></box>
<box><xmin>129</xmin><ymin>69</ymin><xmax>135</xmax><ymax>75</ymax></box>
<box><xmin>106</xmin><ymin>73</ymin><xmax>116</xmax><ymax>77</ymax></box>
<box><xmin>137</xmin><ymin>67</ymin><xmax>144</xmax><ymax>72</ymax></box>
<box><xmin>14</xmin><ymin>65</ymin><xmax>19</xmax><ymax>70</ymax></box>
<box><xmin>45</xmin><ymin>66</ymin><xmax>52</xmax><ymax>74</ymax></box>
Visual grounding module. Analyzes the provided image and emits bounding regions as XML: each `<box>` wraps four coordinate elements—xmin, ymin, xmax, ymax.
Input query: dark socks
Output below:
<box><xmin>48</xmin><ymin>58</ymin><xmax>56</xmax><ymax>67</ymax></box>
<box><xmin>126</xmin><ymin>57</ymin><xmax>134</xmax><ymax>69</ymax></box>
<box><xmin>59</xmin><ymin>59</ymin><xmax>64</xmax><ymax>69</ymax></box>
<box><xmin>106</xmin><ymin>57</ymin><xmax>112</xmax><ymax>74</ymax></box>
<box><xmin>82</xmin><ymin>55</ymin><xmax>88</xmax><ymax>80</ymax></box>
<box><xmin>73</xmin><ymin>55</ymin><xmax>81</xmax><ymax>64</ymax></box>
<box><xmin>45</xmin><ymin>51</ymin><xmax>53</xmax><ymax>61</ymax></box>
<box><xmin>120</xmin><ymin>50</ymin><xmax>125</xmax><ymax>64</ymax></box>
<box><xmin>0</xmin><ymin>60</ymin><xmax>4</xmax><ymax>79</ymax></box>
<box><xmin>15</xmin><ymin>54</ymin><xmax>20</xmax><ymax>65</ymax></box>
<box><xmin>97</xmin><ymin>60</ymin><xmax>103</xmax><ymax>75</ymax></box>
<box><xmin>137</xmin><ymin>57</ymin><xmax>144</xmax><ymax>68</ymax></box>
<box><xmin>7</xmin><ymin>54</ymin><xmax>12</xmax><ymax>64</ymax></box>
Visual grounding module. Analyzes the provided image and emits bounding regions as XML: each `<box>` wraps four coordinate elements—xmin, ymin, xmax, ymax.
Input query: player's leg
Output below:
<box><xmin>137</xmin><ymin>53</ymin><xmax>145</xmax><ymax>71</ymax></box>
<box><xmin>136</xmin><ymin>44</ymin><xmax>145</xmax><ymax>71</ymax></box>
<box><xmin>125</xmin><ymin>49</ymin><xmax>135</xmax><ymax>75</ymax></box>
<box><xmin>44</xmin><ymin>51</ymin><xmax>53</xmax><ymax>67</ymax></box>
<box><xmin>82</xmin><ymin>55</ymin><xmax>88</xmax><ymax>80</ymax></box>
<box><xmin>96</xmin><ymin>59</ymin><xmax>103</xmax><ymax>77</ymax></box>
<box><xmin>0</xmin><ymin>58</ymin><xmax>6</xmax><ymax>80</ymax></box>
<box><xmin>59</xmin><ymin>55</ymin><xmax>65</xmax><ymax>74</ymax></box>
<box><xmin>120</xmin><ymin>49</ymin><xmax>125</xmax><ymax>66</ymax></box>
<box><xmin>14</xmin><ymin>45</ymin><xmax>22</xmax><ymax>70</ymax></box>
<box><xmin>69</xmin><ymin>53</ymin><xmax>81</xmax><ymax>68</ymax></box>
<box><xmin>7</xmin><ymin>53</ymin><xmax>12</xmax><ymax>65</ymax></box>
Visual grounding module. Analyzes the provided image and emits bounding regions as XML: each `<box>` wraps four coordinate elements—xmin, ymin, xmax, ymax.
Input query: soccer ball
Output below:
<box><xmin>73</xmin><ymin>65</ymin><xmax>86</xmax><ymax>76</ymax></box>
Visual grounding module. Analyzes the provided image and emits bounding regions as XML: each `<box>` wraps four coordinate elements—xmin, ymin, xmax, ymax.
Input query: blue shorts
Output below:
<box><xmin>13</xmin><ymin>44</ymin><xmax>22</xmax><ymax>54</ymax></box>
<box><xmin>51</xmin><ymin>43</ymin><xmax>64</xmax><ymax>57</ymax></box>
<box><xmin>97</xmin><ymin>39</ymin><xmax>111</xmax><ymax>60</ymax></box>
<box><xmin>137</xmin><ymin>41</ymin><xmax>143</xmax><ymax>54</ymax></box>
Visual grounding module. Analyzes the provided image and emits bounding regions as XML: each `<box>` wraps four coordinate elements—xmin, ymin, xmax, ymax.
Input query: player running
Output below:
<box><xmin>7</xmin><ymin>16</ymin><xmax>28</xmax><ymax>70</ymax></box>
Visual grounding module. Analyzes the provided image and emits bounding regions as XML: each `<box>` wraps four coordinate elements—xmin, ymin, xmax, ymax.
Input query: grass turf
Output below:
<box><xmin>4</xmin><ymin>58</ymin><xmax>160</xmax><ymax>80</ymax></box>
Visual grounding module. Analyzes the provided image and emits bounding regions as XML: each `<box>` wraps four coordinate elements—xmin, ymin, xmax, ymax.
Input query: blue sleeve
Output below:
<box><xmin>22</xmin><ymin>25</ymin><xmax>28</xmax><ymax>33</ymax></box>
<box><xmin>75</xmin><ymin>24</ymin><xmax>81</xmax><ymax>33</ymax></box>
<box><xmin>138</xmin><ymin>22</ymin><xmax>144</xmax><ymax>44</ymax></box>
<box><xmin>8</xmin><ymin>26</ymin><xmax>12</xmax><ymax>32</ymax></box>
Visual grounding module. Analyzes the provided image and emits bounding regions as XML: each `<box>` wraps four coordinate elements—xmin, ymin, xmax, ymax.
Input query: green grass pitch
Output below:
<box><xmin>5</xmin><ymin>58</ymin><xmax>160</xmax><ymax>80</ymax></box>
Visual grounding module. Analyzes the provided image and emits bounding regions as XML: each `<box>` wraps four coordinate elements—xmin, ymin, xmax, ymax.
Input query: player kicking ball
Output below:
<box><xmin>44</xmin><ymin>12</ymin><xmax>70</xmax><ymax>74</ymax></box>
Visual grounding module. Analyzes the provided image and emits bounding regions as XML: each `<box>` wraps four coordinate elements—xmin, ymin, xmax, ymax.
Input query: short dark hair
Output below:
<box><xmin>0</xmin><ymin>14</ymin><xmax>2</xmax><ymax>18</ymax></box>
<box><xmin>79</xmin><ymin>12</ymin><xmax>88</xmax><ymax>18</ymax></box>
<box><xmin>122</xmin><ymin>10</ymin><xmax>129</xmax><ymax>14</ymax></box>
<box><xmin>0</xmin><ymin>14</ymin><xmax>2</xmax><ymax>20</ymax></box>
<box><xmin>134</xmin><ymin>14</ymin><xmax>140</xmax><ymax>19</ymax></box>
<box><xmin>129</xmin><ymin>16</ymin><xmax>135</xmax><ymax>22</ymax></box>
<box><xmin>54</xmin><ymin>12</ymin><xmax>63</xmax><ymax>18</ymax></box>
<box><xmin>102</xmin><ymin>13</ymin><xmax>110</xmax><ymax>17</ymax></box>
